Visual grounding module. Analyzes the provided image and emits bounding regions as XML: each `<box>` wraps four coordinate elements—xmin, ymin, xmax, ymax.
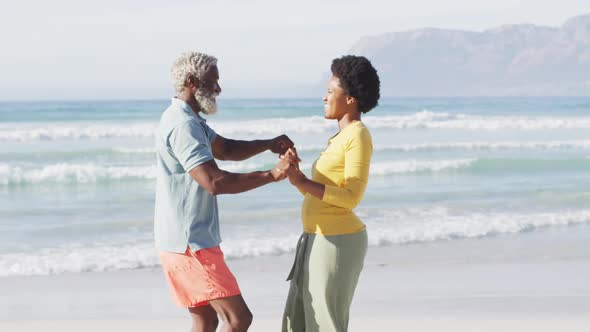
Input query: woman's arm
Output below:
<box><xmin>281</xmin><ymin>148</ymin><xmax>322</xmax><ymax>197</ymax></box>
<box><xmin>287</xmin><ymin>169</ymin><xmax>325</xmax><ymax>199</ymax></box>
<box><xmin>321</xmin><ymin>130</ymin><xmax>372</xmax><ymax>209</ymax></box>
<box><xmin>289</xmin><ymin>129</ymin><xmax>372</xmax><ymax>208</ymax></box>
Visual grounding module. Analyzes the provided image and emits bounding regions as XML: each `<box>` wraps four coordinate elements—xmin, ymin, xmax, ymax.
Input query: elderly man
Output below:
<box><xmin>155</xmin><ymin>51</ymin><xmax>296</xmax><ymax>332</ymax></box>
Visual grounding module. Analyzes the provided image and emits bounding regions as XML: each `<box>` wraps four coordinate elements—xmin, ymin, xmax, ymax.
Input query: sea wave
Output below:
<box><xmin>0</xmin><ymin>159</ymin><xmax>474</xmax><ymax>185</ymax></box>
<box><xmin>367</xmin><ymin>207</ymin><xmax>590</xmax><ymax>246</ymax></box>
<box><xmin>0</xmin><ymin>243</ymin><xmax>161</xmax><ymax>277</ymax></box>
<box><xmin>4</xmin><ymin>156</ymin><xmax>589</xmax><ymax>185</ymax></box>
<box><xmin>0</xmin><ymin>161</ymin><xmax>270</xmax><ymax>185</ymax></box>
<box><xmin>112</xmin><ymin>147</ymin><xmax>156</xmax><ymax>154</ymax></box>
<box><xmin>0</xmin><ymin>123</ymin><xmax>157</xmax><ymax>142</ymax></box>
<box><xmin>2</xmin><ymin>140</ymin><xmax>587</xmax><ymax>164</ymax></box>
<box><xmin>0</xmin><ymin>163</ymin><xmax>156</xmax><ymax>185</ymax></box>
<box><xmin>112</xmin><ymin>140</ymin><xmax>590</xmax><ymax>155</ymax></box>
<box><xmin>2</xmin><ymin>112</ymin><xmax>590</xmax><ymax>141</ymax></box>
<box><xmin>213</xmin><ymin>112</ymin><xmax>590</xmax><ymax>133</ymax></box>
<box><xmin>370</xmin><ymin>159</ymin><xmax>476</xmax><ymax>175</ymax></box>
<box><xmin>362</xmin><ymin>111</ymin><xmax>590</xmax><ymax>131</ymax></box>
<box><xmin>354</xmin><ymin>140</ymin><xmax>590</xmax><ymax>153</ymax></box>
<box><xmin>371</xmin><ymin>157</ymin><xmax>590</xmax><ymax>176</ymax></box>
<box><xmin>1</xmin><ymin>208</ymin><xmax>588</xmax><ymax>276</ymax></box>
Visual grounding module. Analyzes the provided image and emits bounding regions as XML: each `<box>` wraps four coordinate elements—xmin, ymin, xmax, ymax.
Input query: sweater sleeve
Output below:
<box><xmin>321</xmin><ymin>128</ymin><xmax>372</xmax><ymax>209</ymax></box>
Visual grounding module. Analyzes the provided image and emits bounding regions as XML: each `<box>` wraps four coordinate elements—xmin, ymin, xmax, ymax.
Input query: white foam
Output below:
<box><xmin>0</xmin><ymin>117</ymin><xmax>332</xmax><ymax>142</ymax></box>
<box><xmin>211</xmin><ymin>116</ymin><xmax>333</xmax><ymax>136</ymax></box>
<box><xmin>366</xmin><ymin>207</ymin><xmax>590</xmax><ymax>246</ymax></box>
<box><xmin>0</xmin><ymin>161</ymin><xmax>280</xmax><ymax>185</ymax></box>
<box><xmin>288</xmin><ymin>140</ymin><xmax>590</xmax><ymax>153</ymax></box>
<box><xmin>0</xmin><ymin>163</ymin><xmax>156</xmax><ymax>185</ymax></box>
<box><xmin>3</xmin><ymin>112</ymin><xmax>589</xmax><ymax>142</ymax></box>
<box><xmin>214</xmin><ymin>159</ymin><xmax>474</xmax><ymax>176</ymax></box>
<box><xmin>0</xmin><ymin>237</ymin><xmax>300</xmax><ymax>277</ymax></box>
<box><xmin>222</xmin><ymin>236</ymin><xmax>299</xmax><ymax>260</ymax></box>
<box><xmin>0</xmin><ymin>158</ymin><xmax>479</xmax><ymax>185</ymax></box>
<box><xmin>200</xmin><ymin>112</ymin><xmax>590</xmax><ymax>134</ymax></box>
<box><xmin>375</xmin><ymin>140</ymin><xmax>590</xmax><ymax>152</ymax></box>
<box><xmin>362</xmin><ymin>111</ymin><xmax>590</xmax><ymax>131</ymax></box>
<box><xmin>217</xmin><ymin>161</ymin><xmax>267</xmax><ymax>173</ymax></box>
<box><xmin>370</xmin><ymin>159</ymin><xmax>476</xmax><ymax>175</ymax></box>
<box><xmin>1</xmin><ymin>208</ymin><xmax>588</xmax><ymax>276</ymax></box>
<box><xmin>112</xmin><ymin>147</ymin><xmax>156</xmax><ymax>154</ymax></box>
<box><xmin>0</xmin><ymin>122</ymin><xmax>157</xmax><ymax>142</ymax></box>
<box><xmin>0</xmin><ymin>243</ymin><xmax>160</xmax><ymax>277</ymax></box>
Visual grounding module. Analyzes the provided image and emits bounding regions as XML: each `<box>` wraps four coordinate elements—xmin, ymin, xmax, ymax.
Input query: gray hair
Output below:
<box><xmin>171</xmin><ymin>51</ymin><xmax>218</xmax><ymax>94</ymax></box>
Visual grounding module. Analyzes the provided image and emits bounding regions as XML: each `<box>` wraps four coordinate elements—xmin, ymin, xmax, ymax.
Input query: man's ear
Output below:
<box><xmin>346</xmin><ymin>96</ymin><xmax>356</xmax><ymax>105</ymax></box>
<box><xmin>185</xmin><ymin>76</ymin><xmax>199</xmax><ymax>90</ymax></box>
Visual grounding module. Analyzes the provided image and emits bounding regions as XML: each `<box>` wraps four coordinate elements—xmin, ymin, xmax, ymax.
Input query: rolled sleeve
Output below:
<box><xmin>169</xmin><ymin>121</ymin><xmax>214</xmax><ymax>172</ymax></box>
<box><xmin>321</xmin><ymin>128</ymin><xmax>372</xmax><ymax>209</ymax></box>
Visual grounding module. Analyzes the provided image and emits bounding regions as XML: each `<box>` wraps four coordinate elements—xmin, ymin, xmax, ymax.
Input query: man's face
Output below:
<box><xmin>195</xmin><ymin>65</ymin><xmax>221</xmax><ymax>115</ymax></box>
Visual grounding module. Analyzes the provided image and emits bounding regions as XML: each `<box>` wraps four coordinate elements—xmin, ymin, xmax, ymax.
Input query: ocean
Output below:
<box><xmin>1</xmin><ymin>97</ymin><xmax>589</xmax><ymax>277</ymax></box>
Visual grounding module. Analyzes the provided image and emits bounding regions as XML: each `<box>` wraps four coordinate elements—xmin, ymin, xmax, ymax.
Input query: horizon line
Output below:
<box><xmin>2</xmin><ymin>95</ymin><xmax>590</xmax><ymax>103</ymax></box>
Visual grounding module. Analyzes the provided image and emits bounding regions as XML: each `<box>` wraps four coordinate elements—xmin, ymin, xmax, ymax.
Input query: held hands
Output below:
<box><xmin>281</xmin><ymin>148</ymin><xmax>306</xmax><ymax>186</ymax></box>
<box><xmin>270</xmin><ymin>156</ymin><xmax>295</xmax><ymax>181</ymax></box>
<box><xmin>270</xmin><ymin>147</ymin><xmax>302</xmax><ymax>182</ymax></box>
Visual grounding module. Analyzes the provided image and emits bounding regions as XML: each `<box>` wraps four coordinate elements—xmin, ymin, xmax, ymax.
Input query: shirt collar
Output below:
<box><xmin>171</xmin><ymin>97</ymin><xmax>206</xmax><ymax>123</ymax></box>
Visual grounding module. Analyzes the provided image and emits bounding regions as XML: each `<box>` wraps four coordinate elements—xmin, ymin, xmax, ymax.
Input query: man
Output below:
<box><xmin>155</xmin><ymin>51</ymin><xmax>297</xmax><ymax>332</ymax></box>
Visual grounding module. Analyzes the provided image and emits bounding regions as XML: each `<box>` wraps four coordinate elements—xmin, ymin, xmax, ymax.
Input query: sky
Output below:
<box><xmin>0</xmin><ymin>0</ymin><xmax>589</xmax><ymax>100</ymax></box>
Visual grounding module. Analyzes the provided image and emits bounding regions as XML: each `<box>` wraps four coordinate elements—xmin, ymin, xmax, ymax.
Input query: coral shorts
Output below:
<box><xmin>159</xmin><ymin>246</ymin><xmax>241</xmax><ymax>308</ymax></box>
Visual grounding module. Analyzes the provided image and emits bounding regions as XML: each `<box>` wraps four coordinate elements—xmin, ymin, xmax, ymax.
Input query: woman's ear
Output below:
<box><xmin>346</xmin><ymin>96</ymin><xmax>356</xmax><ymax>105</ymax></box>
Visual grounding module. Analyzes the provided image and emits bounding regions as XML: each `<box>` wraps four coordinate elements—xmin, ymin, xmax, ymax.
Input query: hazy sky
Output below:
<box><xmin>1</xmin><ymin>0</ymin><xmax>588</xmax><ymax>100</ymax></box>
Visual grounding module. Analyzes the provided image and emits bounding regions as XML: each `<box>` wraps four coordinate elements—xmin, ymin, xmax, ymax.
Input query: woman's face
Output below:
<box><xmin>323</xmin><ymin>76</ymin><xmax>349</xmax><ymax>120</ymax></box>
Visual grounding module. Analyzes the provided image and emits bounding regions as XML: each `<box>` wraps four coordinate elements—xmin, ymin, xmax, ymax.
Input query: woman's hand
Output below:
<box><xmin>283</xmin><ymin>147</ymin><xmax>301</xmax><ymax>164</ymax></box>
<box><xmin>272</xmin><ymin>147</ymin><xmax>301</xmax><ymax>181</ymax></box>
<box><xmin>281</xmin><ymin>148</ymin><xmax>306</xmax><ymax>186</ymax></box>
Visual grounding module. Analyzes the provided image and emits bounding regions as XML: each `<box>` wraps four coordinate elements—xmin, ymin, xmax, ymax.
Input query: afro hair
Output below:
<box><xmin>330</xmin><ymin>55</ymin><xmax>380</xmax><ymax>113</ymax></box>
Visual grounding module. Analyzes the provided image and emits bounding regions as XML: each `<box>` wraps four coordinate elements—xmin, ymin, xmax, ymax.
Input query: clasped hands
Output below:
<box><xmin>271</xmin><ymin>148</ymin><xmax>305</xmax><ymax>185</ymax></box>
<box><xmin>268</xmin><ymin>135</ymin><xmax>306</xmax><ymax>184</ymax></box>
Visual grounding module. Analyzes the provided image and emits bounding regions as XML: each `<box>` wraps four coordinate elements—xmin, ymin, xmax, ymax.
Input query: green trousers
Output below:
<box><xmin>282</xmin><ymin>229</ymin><xmax>368</xmax><ymax>332</ymax></box>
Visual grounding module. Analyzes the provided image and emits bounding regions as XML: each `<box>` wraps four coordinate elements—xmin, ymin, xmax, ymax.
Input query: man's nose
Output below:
<box><xmin>215</xmin><ymin>83</ymin><xmax>222</xmax><ymax>94</ymax></box>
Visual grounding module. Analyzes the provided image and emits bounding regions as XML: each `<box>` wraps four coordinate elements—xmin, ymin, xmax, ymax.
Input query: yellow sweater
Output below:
<box><xmin>301</xmin><ymin>121</ymin><xmax>372</xmax><ymax>235</ymax></box>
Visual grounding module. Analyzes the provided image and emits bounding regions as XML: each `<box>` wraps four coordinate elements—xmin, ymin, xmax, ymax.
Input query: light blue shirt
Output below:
<box><xmin>154</xmin><ymin>98</ymin><xmax>220</xmax><ymax>253</ymax></box>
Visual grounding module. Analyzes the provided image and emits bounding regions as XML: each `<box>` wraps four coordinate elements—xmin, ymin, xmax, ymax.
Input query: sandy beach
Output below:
<box><xmin>1</xmin><ymin>226</ymin><xmax>589</xmax><ymax>332</ymax></box>
<box><xmin>2</xmin><ymin>2</ymin><xmax>590</xmax><ymax>331</ymax></box>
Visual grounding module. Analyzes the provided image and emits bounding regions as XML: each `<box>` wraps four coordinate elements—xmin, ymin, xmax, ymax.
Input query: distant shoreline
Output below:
<box><xmin>2</xmin><ymin>95</ymin><xmax>590</xmax><ymax>104</ymax></box>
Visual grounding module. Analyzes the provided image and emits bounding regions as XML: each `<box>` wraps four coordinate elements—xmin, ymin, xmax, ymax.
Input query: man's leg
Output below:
<box><xmin>209</xmin><ymin>294</ymin><xmax>253</xmax><ymax>332</ymax></box>
<box><xmin>188</xmin><ymin>304</ymin><xmax>219</xmax><ymax>332</ymax></box>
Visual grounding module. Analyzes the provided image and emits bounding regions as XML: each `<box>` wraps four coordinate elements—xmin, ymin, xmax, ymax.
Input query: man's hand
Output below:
<box><xmin>270</xmin><ymin>157</ymin><xmax>294</xmax><ymax>181</ymax></box>
<box><xmin>270</xmin><ymin>135</ymin><xmax>295</xmax><ymax>155</ymax></box>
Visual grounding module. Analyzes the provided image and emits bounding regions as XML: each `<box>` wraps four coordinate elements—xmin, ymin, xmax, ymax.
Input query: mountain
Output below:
<box><xmin>349</xmin><ymin>13</ymin><xmax>590</xmax><ymax>96</ymax></box>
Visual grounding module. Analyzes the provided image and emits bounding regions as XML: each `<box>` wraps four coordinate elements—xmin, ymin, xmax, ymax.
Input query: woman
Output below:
<box><xmin>282</xmin><ymin>55</ymin><xmax>380</xmax><ymax>332</ymax></box>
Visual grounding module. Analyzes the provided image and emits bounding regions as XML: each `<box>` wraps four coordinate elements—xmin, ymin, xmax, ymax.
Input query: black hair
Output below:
<box><xmin>330</xmin><ymin>55</ymin><xmax>381</xmax><ymax>113</ymax></box>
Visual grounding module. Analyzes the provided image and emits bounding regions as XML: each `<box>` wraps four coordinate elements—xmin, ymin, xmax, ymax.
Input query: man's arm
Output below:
<box><xmin>211</xmin><ymin>134</ymin><xmax>294</xmax><ymax>161</ymax></box>
<box><xmin>188</xmin><ymin>158</ymin><xmax>293</xmax><ymax>195</ymax></box>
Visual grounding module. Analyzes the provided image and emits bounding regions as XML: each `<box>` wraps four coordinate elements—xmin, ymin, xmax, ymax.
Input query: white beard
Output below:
<box><xmin>195</xmin><ymin>90</ymin><xmax>218</xmax><ymax>115</ymax></box>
